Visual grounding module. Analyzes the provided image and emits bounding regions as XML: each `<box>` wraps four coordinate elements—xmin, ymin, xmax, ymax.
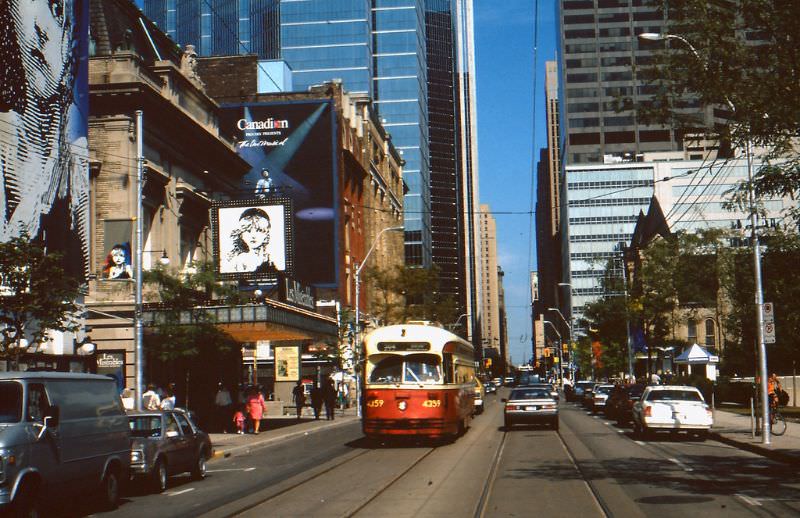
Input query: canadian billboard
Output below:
<box><xmin>219</xmin><ymin>100</ymin><xmax>337</xmax><ymax>288</ymax></box>
<box><xmin>0</xmin><ymin>0</ymin><xmax>90</xmax><ymax>282</ymax></box>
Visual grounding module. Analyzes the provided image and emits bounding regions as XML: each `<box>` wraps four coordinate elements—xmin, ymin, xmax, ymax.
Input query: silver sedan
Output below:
<box><xmin>503</xmin><ymin>388</ymin><xmax>559</xmax><ymax>430</ymax></box>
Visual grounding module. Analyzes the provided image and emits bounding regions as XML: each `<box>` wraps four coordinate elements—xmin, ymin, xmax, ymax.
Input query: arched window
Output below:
<box><xmin>687</xmin><ymin>319</ymin><xmax>697</xmax><ymax>343</ymax></box>
<box><xmin>705</xmin><ymin>319</ymin><xmax>716</xmax><ymax>347</ymax></box>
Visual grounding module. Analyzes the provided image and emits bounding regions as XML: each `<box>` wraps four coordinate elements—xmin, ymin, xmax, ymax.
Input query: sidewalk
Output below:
<box><xmin>209</xmin><ymin>407</ymin><xmax>360</xmax><ymax>459</ymax></box>
<box><xmin>711</xmin><ymin>408</ymin><xmax>800</xmax><ymax>465</ymax></box>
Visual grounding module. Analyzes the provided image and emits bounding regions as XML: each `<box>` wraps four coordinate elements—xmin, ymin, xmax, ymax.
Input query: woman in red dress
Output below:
<box><xmin>245</xmin><ymin>387</ymin><xmax>267</xmax><ymax>434</ymax></box>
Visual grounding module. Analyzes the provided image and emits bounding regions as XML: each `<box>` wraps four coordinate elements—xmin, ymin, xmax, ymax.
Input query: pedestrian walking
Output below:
<box><xmin>215</xmin><ymin>383</ymin><xmax>233</xmax><ymax>433</ymax></box>
<box><xmin>160</xmin><ymin>386</ymin><xmax>176</xmax><ymax>410</ymax></box>
<box><xmin>323</xmin><ymin>378</ymin><xmax>336</xmax><ymax>420</ymax></box>
<box><xmin>292</xmin><ymin>380</ymin><xmax>306</xmax><ymax>420</ymax></box>
<box><xmin>233</xmin><ymin>406</ymin><xmax>246</xmax><ymax>435</ymax></box>
<box><xmin>310</xmin><ymin>382</ymin><xmax>323</xmax><ymax>420</ymax></box>
<box><xmin>246</xmin><ymin>387</ymin><xmax>267</xmax><ymax>434</ymax></box>
<box><xmin>142</xmin><ymin>384</ymin><xmax>161</xmax><ymax>411</ymax></box>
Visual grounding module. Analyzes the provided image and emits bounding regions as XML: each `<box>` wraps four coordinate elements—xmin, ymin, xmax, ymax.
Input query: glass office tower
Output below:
<box><xmin>140</xmin><ymin>0</ymin><xmax>280</xmax><ymax>58</ymax></box>
<box><xmin>280</xmin><ymin>0</ymin><xmax>373</xmax><ymax>96</ymax></box>
<box><xmin>373</xmin><ymin>1</ymin><xmax>431</xmax><ymax>267</ymax></box>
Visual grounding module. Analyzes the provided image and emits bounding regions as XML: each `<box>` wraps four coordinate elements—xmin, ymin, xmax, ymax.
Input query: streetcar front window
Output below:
<box><xmin>370</xmin><ymin>356</ymin><xmax>403</xmax><ymax>383</ymax></box>
<box><xmin>404</xmin><ymin>354</ymin><xmax>441</xmax><ymax>384</ymax></box>
<box><xmin>369</xmin><ymin>354</ymin><xmax>442</xmax><ymax>384</ymax></box>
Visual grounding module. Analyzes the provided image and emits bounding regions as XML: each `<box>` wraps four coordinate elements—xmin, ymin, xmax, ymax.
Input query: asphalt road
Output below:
<box><xmin>78</xmin><ymin>390</ymin><xmax>800</xmax><ymax>518</ymax></box>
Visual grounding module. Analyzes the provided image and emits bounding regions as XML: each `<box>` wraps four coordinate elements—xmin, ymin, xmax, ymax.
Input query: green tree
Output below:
<box><xmin>361</xmin><ymin>265</ymin><xmax>459</xmax><ymax>325</ymax></box>
<box><xmin>143</xmin><ymin>263</ymin><xmax>242</xmax><ymax>408</ymax></box>
<box><xmin>635</xmin><ymin>0</ymin><xmax>800</xmax><ymax>210</ymax></box>
<box><xmin>0</xmin><ymin>235</ymin><xmax>82</xmax><ymax>366</ymax></box>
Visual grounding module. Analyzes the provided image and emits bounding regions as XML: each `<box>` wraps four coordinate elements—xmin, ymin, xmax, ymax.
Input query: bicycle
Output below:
<box><xmin>769</xmin><ymin>405</ymin><xmax>787</xmax><ymax>436</ymax></box>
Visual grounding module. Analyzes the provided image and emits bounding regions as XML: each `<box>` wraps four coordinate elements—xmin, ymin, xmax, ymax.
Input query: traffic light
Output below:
<box><xmin>543</xmin><ymin>347</ymin><xmax>551</xmax><ymax>358</ymax></box>
<box><xmin>483</xmin><ymin>358</ymin><xmax>492</xmax><ymax>369</ymax></box>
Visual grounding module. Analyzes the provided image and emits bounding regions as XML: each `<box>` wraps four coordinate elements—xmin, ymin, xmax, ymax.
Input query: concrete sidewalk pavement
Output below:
<box><xmin>209</xmin><ymin>407</ymin><xmax>360</xmax><ymax>459</ymax></box>
<box><xmin>711</xmin><ymin>408</ymin><xmax>800</xmax><ymax>465</ymax></box>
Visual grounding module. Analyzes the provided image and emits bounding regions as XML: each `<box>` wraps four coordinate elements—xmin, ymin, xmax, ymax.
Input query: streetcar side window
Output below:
<box><xmin>369</xmin><ymin>356</ymin><xmax>403</xmax><ymax>383</ymax></box>
<box><xmin>442</xmin><ymin>353</ymin><xmax>454</xmax><ymax>384</ymax></box>
<box><xmin>404</xmin><ymin>354</ymin><xmax>441</xmax><ymax>384</ymax></box>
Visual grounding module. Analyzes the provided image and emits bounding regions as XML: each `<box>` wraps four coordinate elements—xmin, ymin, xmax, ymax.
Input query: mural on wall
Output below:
<box><xmin>219</xmin><ymin>100</ymin><xmax>337</xmax><ymax>288</ymax></box>
<box><xmin>0</xmin><ymin>0</ymin><xmax>90</xmax><ymax>281</ymax></box>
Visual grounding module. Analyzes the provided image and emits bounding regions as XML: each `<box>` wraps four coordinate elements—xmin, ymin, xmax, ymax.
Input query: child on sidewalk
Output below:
<box><xmin>233</xmin><ymin>406</ymin><xmax>246</xmax><ymax>435</ymax></box>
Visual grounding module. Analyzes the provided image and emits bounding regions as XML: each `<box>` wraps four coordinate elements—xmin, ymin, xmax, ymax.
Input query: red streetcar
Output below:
<box><xmin>361</xmin><ymin>322</ymin><xmax>477</xmax><ymax>440</ymax></box>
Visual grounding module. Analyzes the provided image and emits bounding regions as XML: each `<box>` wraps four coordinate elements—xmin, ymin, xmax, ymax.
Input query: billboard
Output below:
<box><xmin>212</xmin><ymin>198</ymin><xmax>294</xmax><ymax>282</ymax></box>
<box><xmin>0</xmin><ymin>0</ymin><xmax>90</xmax><ymax>282</ymax></box>
<box><xmin>219</xmin><ymin>100</ymin><xmax>337</xmax><ymax>288</ymax></box>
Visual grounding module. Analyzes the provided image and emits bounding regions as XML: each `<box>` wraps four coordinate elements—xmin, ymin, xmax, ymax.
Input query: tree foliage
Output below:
<box><xmin>636</xmin><ymin>0</ymin><xmax>800</xmax><ymax>206</ymax></box>
<box><xmin>0</xmin><ymin>235</ymin><xmax>82</xmax><ymax>364</ymax></box>
<box><xmin>143</xmin><ymin>263</ymin><xmax>242</xmax><ymax>363</ymax></box>
<box><xmin>361</xmin><ymin>265</ymin><xmax>459</xmax><ymax>326</ymax></box>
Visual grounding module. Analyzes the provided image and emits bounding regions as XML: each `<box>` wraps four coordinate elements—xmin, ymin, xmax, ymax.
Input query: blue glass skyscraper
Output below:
<box><xmin>140</xmin><ymin>0</ymin><xmax>280</xmax><ymax>58</ymax></box>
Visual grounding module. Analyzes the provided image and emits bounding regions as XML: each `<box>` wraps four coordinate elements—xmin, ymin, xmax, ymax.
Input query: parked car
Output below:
<box><xmin>0</xmin><ymin>372</ymin><xmax>131</xmax><ymax>516</ymax></box>
<box><xmin>591</xmin><ymin>384</ymin><xmax>615</xmax><ymax>413</ymax></box>
<box><xmin>632</xmin><ymin>385</ymin><xmax>713</xmax><ymax>440</ymax></box>
<box><xmin>582</xmin><ymin>383</ymin><xmax>600</xmax><ymax>408</ymax></box>
<box><xmin>128</xmin><ymin>409</ymin><xmax>213</xmax><ymax>492</ymax></box>
<box><xmin>503</xmin><ymin>387</ymin><xmax>559</xmax><ymax>430</ymax></box>
<box><xmin>472</xmin><ymin>378</ymin><xmax>485</xmax><ymax>415</ymax></box>
<box><xmin>606</xmin><ymin>384</ymin><xmax>645</xmax><ymax>424</ymax></box>
<box><xmin>571</xmin><ymin>380</ymin><xmax>595</xmax><ymax>403</ymax></box>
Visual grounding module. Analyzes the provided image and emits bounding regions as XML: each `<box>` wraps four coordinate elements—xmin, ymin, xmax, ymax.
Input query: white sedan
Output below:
<box><xmin>632</xmin><ymin>385</ymin><xmax>713</xmax><ymax>440</ymax></box>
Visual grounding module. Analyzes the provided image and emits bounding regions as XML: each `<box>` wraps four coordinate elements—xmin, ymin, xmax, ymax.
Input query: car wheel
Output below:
<box><xmin>152</xmin><ymin>458</ymin><xmax>168</xmax><ymax>493</ymax></box>
<box><xmin>191</xmin><ymin>452</ymin><xmax>208</xmax><ymax>480</ymax></box>
<box><xmin>504</xmin><ymin>417</ymin><xmax>511</xmax><ymax>430</ymax></box>
<box><xmin>99</xmin><ymin>468</ymin><xmax>121</xmax><ymax>510</ymax></box>
<box><xmin>13</xmin><ymin>479</ymin><xmax>41</xmax><ymax>518</ymax></box>
<box><xmin>552</xmin><ymin>418</ymin><xmax>559</xmax><ymax>431</ymax></box>
<box><xmin>695</xmin><ymin>430</ymin><xmax>708</xmax><ymax>442</ymax></box>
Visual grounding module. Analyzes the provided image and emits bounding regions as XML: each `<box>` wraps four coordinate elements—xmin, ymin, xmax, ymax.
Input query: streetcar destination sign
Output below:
<box><xmin>377</xmin><ymin>342</ymin><xmax>431</xmax><ymax>352</ymax></box>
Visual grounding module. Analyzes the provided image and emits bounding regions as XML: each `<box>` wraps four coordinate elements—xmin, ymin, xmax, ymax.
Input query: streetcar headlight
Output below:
<box><xmin>398</xmin><ymin>401</ymin><xmax>408</xmax><ymax>411</ymax></box>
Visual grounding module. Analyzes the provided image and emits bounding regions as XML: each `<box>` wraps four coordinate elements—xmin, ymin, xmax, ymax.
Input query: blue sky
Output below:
<box><xmin>474</xmin><ymin>1</ymin><xmax>558</xmax><ymax>366</ymax></box>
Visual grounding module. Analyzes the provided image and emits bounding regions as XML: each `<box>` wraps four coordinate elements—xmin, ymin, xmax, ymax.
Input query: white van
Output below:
<box><xmin>0</xmin><ymin>372</ymin><xmax>131</xmax><ymax>515</ymax></box>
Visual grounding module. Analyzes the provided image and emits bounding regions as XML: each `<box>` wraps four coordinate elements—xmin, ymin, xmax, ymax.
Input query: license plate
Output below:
<box><xmin>525</xmin><ymin>406</ymin><xmax>537</xmax><ymax>411</ymax></box>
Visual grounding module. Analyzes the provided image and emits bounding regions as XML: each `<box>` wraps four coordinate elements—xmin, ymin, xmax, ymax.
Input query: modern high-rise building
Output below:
<box><xmin>426</xmin><ymin>0</ymin><xmax>481</xmax><ymax>337</ymax></box>
<box><xmin>479</xmin><ymin>205</ymin><xmax>500</xmax><ymax>354</ymax></box>
<box><xmin>140</xmin><ymin>0</ymin><xmax>281</xmax><ymax>59</ymax></box>
<box><xmin>557</xmin><ymin>0</ymin><xmax>712</xmax><ymax>165</ymax></box>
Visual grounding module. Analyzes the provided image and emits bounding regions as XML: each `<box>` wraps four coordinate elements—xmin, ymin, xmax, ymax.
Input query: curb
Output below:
<box><xmin>711</xmin><ymin>431</ymin><xmax>800</xmax><ymax>465</ymax></box>
<box><xmin>209</xmin><ymin>416</ymin><xmax>358</xmax><ymax>460</ymax></box>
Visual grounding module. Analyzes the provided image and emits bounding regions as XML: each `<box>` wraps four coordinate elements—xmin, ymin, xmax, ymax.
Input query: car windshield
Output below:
<box><xmin>369</xmin><ymin>354</ymin><xmax>441</xmax><ymax>384</ymax></box>
<box><xmin>510</xmin><ymin>389</ymin><xmax>551</xmax><ymax>400</ymax></box>
<box><xmin>0</xmin><ymin>382</ymin><xmax>22</xmax><ymax>423</ymax></box>
<box><xmin>596</xmin><ymin>386</ymin><xmax>613</xmax><ymax>394</ymax></box>
<box><xmin>646</xmin><ymin>390</ymin><xmax>703</xmax><ymax>402</ymax></box>
<box><xmin>129</xmin><ymin>416</ymin><xmax>163</xmax><ymax>438</ymax></box>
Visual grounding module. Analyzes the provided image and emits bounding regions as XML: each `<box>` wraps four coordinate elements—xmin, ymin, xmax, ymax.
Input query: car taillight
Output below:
<box><xmin>643</xmin><ymin>405</ymin><xmax>652</xmax><ymax>417</ymax></box>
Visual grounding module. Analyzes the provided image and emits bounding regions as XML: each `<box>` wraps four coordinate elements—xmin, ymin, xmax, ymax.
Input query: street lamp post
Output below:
<box><xmin>557</xmin><ymin>283</ymin><xmax>577</xmax><ymax>381</ymax></box>
<box><xmin>638</xmin><ymin>32</ymin><xmax>770</xmax><ymax>444</ymax></box>
<box><xmin>543</xmin><ymin>320</ymin><xmax>563</xmax><ymax>386</ymax></box>
<box><xmin>353</xmin><ymin>225</ymin><xmax>404</xmax><ymax>418</ymax></box>
<box><xmin>547</xmin><ymin>307</ymin><xmax>572</xmax><ymax>384</ymax></box>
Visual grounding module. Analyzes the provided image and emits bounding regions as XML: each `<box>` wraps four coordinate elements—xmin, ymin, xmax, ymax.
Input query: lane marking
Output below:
<box><xmin>736</xmin><ymin>494</ymin><xmax>762</xmax><ymax>507</ymax></box>
<box><xmin>167</xmin><ymin>488</ymin><xmax>196</xmax><ymax>497</ymax></box>
<box><xmin>206</xmin><ymin>467</ymin><xmax>257</xmax><ymax>473</ymax></box>
<box><xmin>668</xmin><ymin>457</ymin><xmax>694</xmax><ymax>472</ymax></box>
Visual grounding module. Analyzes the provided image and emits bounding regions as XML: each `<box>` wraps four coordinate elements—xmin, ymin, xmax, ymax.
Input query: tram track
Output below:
<box><xmin>473</xmin><ymin>427</ymin><xmax>507</xmax><ymax>518</ymax></box>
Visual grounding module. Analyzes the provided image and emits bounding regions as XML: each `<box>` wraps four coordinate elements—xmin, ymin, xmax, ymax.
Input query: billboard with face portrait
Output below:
<box><xmin>0</xmin><ymin>0</ymin><xmax>90</xmax><ymax>282</ymax></box>
<box><xmin>212</xmin><ymin>198</ymin><xmax>294</xmax><ymax>282</ymax></box>
<box><xmin>219</xmin><ymin>100</ymin><xmax>337</xmax><ymax>288</ymax></box>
